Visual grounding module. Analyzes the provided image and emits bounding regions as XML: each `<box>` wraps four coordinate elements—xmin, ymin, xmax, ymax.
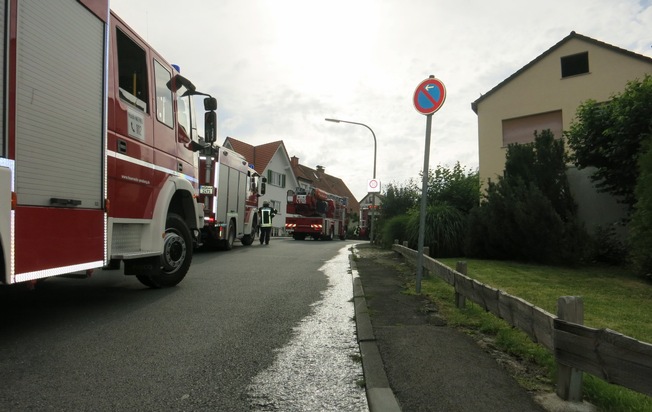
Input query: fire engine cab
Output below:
<box><xmin>0</xmin><ymin>0</ymin><xmax>215</xmax><ymax>288</ymax></box>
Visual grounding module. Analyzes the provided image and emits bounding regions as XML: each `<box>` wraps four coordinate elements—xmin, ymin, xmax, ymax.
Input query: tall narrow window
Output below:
<box><xmin>154</xmin><ymin>60</ymin><xmax>173</xmax><ymax>127</ymax></box>
<box><xmin>271</xmin><ymin>200</ymin><xmax>282</xmax><ymax>214</ymax></box>
<box><xmin>561</xmin><ymin>52</ymin><xmax>589</xmax><ymax>78</ymax></box>
<box><xmin>116</xmin><ymin>28</ymin><xmax>148</xmax><ymax>112</ymax></box>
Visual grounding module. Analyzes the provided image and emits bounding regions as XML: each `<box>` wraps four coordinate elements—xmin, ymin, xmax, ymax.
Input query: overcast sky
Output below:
<box><xmin>110</xmin><ymin>0</ymin><xmax>652</xmax><ymax>200</ymax></box>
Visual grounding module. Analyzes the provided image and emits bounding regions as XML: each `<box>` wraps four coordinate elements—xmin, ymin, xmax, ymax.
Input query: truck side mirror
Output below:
<box><xmin>204</xmin><ymin>97</ymin><xmax>217</xmax><ymax>111</ymax></box>
<box><xmin>166</xmin><ymin>74</ymin><xmax>196</xmax><ymax>93</ymax></box>
<box><xmin>260</xmin><ymin>177</ymin><xmax>267</xmax><ymax>195</ymax></box>
<box><xmin>204</xmin><ymin>111</ymin><xmax>216</xmax><ymax>144</ymax></box>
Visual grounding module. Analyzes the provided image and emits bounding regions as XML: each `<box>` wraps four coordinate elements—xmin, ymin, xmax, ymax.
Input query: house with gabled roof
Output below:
<box><xmin>472</xmin><ymin>31</ymin><xmax>652</xmax><ymax>232</ymax></box>
<box><xmin>223</xmin><ymin>137</ymin><xmax>298</xmax><ymax>236</ymax></box>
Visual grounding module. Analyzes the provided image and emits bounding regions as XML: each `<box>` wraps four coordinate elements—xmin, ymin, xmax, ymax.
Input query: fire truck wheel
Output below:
<box><xmin>151</xmin><ymin>213</ymin><xmax>192</xmax><ymax>288</ymax></box>
<box><xmin>136</xmin><ymin>274</ymin><xmax>156</xmax><ymax>288</ymax></box>
<box><xmin>241</xmin><ymin>218</ymin><xmax>257</xmax><ymax>246</ymax></box>
<box><xmin>222</xmin><ymin>219</ymin><xmax>236</xmax><ymax>250</ymax></box>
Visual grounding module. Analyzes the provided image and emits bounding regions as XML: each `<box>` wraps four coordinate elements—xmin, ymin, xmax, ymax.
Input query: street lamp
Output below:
<box><xmin>325</xmin><ymin>118</ymin><xmax>377</xmax><ymax>243</ymax></box>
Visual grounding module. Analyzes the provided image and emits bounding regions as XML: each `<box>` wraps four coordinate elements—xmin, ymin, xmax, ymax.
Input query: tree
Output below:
<box><xmin>375</xmin><ymin>180</ymin><xmax>418</xmax><ymax>247</ymax></box>
<box><xmin>426</xmin><ymin>162</ymin><xmax>480</xmax><ymax>213</ymax></box>
<box><xmin>508</xmin><ymin>130</ymin><xmax>576</xmax><ymax>221</ymax></box>
<box><xmin>377</xmin><ymin>164</ymin><xmax>479</xmax><ymax>256</ymax></box>
<box><xmin>467</xmin><ymin>178</ymin><xmax>568</xmax><ymax>262</ymax></box>
<box><xmin>380</xmin><ymin>181</ymin><xmax>419</xmax><ymax>220</ymax></box>
<box><xmin>629</xmin><ymin>137</ymin><xmax>652</xmax><ymax>274</ymax></box>
<box><xmin>565</xmin><ymin>74</ymin><xmax>652</xmax><ymax>210</ymax></box>
<box><xmin>466</xmin><ymin>130</ymin><xmax>585</xmax><ymax>264</ymax></box>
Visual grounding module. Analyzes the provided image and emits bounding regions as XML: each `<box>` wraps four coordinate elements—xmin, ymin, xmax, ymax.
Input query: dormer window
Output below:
<box><xmin>561</xmin><ymin>52</ymin><xmax>589</xmax><ymax>78</ymax></box>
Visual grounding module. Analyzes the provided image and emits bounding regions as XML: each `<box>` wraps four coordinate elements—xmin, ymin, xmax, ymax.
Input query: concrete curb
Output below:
<box><xmin>350</xmin><ymin>250</ymin><xmax>402</xmax><ymax>412</ymax></box>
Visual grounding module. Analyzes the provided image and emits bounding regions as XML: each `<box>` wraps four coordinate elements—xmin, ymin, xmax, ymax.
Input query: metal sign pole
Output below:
<box><xmin>416</xmin><ymin>113</ymin><xmax>432</xmax><ymax>294</ymax></box>
<box><xmin>412</xmin><ymin>75</ymin><xmax>446</xmax><ymax>294</ymax></box>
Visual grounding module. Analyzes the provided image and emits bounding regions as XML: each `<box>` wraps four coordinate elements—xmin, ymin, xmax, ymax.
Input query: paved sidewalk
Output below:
<box><xmin>351</xmin><ymin>243</ymin><xmax>547</xmax><ymax>412</ymax></box>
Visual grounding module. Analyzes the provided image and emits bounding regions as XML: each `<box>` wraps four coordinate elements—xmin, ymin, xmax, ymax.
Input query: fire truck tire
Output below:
<box><xmin>149</xmin><ymin>213</ymin><xmax>192</xmax><ymax>288</ymax></box>
<box><xmin>136</xmin><ymin>274</ymin><xmax>156</xmax><ymax>288</ymax></box>
<box><xmin>241</xmin><ymin>218</ymin><xmax>257</xmax><ymax>246</ymax></box>
<box><xmin>222</xmin><ymin>219</ymin><xmax>236</xmax><ymax>250</ymax></box>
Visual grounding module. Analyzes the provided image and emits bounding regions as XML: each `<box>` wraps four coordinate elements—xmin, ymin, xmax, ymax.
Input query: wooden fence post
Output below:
<box><xmin>455</xmin><ymin>261</ymin><xmax>467</xmax><ymax>309</ymax></box>
<box><xmin>556</xmin><ymin>296</ymin><xmax>584</xmax><ymax>402</ymax></box>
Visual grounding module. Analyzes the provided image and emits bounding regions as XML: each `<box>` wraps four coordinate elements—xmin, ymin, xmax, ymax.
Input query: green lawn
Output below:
<box><xmin>414</xmin><ymin>257</ymin><xmax>652</xmax><ymax>411</ymax></box>
<box><xmin>437</xmin><ymin>258</ymin><xmax>652</xmax><ymax>343</ymax></box>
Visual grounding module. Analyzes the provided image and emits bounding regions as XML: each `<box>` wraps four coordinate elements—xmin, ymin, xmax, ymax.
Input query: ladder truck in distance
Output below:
<box><xmin>285</xmin><ymin>186</ymin><xmax>348</xmax><ymax>241</ymax></box>
<box><xmin>197</xmin><ymin>145</ymin><xmax>266</xmax><ymax>250</ymax></box>
<box><xmin>0</xmin><ymin>0</ymin><xmax>217</xmax><ymax>288</ymax></box>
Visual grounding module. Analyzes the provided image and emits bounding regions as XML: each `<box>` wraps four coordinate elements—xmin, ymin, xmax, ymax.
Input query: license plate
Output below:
<box><xmin>200</xmin><ymin>186</ymin><xmax>214</xmax><ymax>195</ymax></box>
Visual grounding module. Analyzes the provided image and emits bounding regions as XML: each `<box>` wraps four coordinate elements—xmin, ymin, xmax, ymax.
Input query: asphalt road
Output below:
<box><xmin>0</xmin><ymin>238</ymin><xmax>364</xmax><ymax>411</ymax></box>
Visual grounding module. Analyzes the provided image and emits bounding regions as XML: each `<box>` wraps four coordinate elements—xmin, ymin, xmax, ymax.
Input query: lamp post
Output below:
<box><xmin>325</xmin><ymin>118</ymin><xmax>377</xmax><ymax>243</ymax></box>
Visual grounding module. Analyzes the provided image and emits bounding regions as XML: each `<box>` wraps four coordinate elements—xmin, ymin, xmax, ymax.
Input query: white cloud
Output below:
<box><xmin>110</xmin><ymin>0</ymin><xmax>652</xmax><ymax>199</ymax></box>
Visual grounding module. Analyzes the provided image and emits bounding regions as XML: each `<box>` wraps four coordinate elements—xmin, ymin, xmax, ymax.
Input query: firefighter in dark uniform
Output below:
<box><xmin>258</xmin><ymin>201</ymin><xmax>277</xmax><ymax>245</ymax></box>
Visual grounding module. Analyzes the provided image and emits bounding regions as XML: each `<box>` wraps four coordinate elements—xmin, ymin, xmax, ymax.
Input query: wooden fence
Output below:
<box><xmin>392</xmin><ymin>243</ymin><xmax>652</xmax><ymax>400</ymax></box>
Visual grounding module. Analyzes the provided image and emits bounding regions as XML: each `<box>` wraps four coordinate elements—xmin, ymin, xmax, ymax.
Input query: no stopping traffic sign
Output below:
<box><xmin>413</xmin><ymin>77</ymin><xmax>446</xmax><ymax>115</ymax></box>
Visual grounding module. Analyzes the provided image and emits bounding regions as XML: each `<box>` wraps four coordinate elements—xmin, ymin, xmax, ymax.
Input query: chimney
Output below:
<box><xmin>290</xmin><ymin>156</ymin><xmax>299</xmax><ymax>167</ymax></box>
<box><xmin>316</xmin><ymin>165</ymin><xmax>325</xmax><ymax>174</ymax></box>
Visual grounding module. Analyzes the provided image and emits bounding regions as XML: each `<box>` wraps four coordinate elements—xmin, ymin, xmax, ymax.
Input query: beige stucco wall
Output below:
<box><xmin>476</xmin><ymin>37</ymin><xmax>652</xmax><ymax>186</ymax></box>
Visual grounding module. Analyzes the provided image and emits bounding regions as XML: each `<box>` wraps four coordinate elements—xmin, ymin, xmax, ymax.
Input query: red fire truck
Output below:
<box><xmin>0</xmin><ymin>1</ymin><xmax>215</xmax><ymax>288</ymax></box>
<box><xmin>197</xmin><ymin>145</ymin><xmax>265</xmax><ymax>249</ymax></box>
<box><xmin>285</xmin><ymin>186</ymin><xmax>348</xmax><ymax>240</ymax></box>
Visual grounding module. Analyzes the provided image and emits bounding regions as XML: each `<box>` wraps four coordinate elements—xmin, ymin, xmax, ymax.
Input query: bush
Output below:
<box><xmin>407</xmin><ymin>202</ymin><xmax>466</xmax><ymax>258</ymax></box>
<box><xmin>378</xmin><ymin>214</ymin><xmax>411</xmax><ymax>248</ymax></box>
<box><xmin>466</xmin><ymin>130</ymin><xmax>587</xmax><ymax>265</ymax></box>
<box><xmin>466</xmin><ymin>178</ymin><xmax>587</xmax><ymax>264</ymax></box>
<box><xmin>589</xmin><ymin>225</ymin><xmax>628</xmax><ymax>265</ymax></box>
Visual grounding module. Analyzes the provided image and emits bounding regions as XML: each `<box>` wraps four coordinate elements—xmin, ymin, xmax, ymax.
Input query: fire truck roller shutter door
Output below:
<box><xmin>15</xmin><ymin>1</ymin><xmax>104</xmax><ymax>208</ymax></box>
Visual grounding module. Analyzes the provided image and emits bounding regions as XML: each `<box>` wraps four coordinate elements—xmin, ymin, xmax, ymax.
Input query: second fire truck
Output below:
<box><xmin>197</xmin><ymin>145</ymin><xmax>265</xmax><ymax>249</ymax></box>
<box><xmin>285</xmin><ymin>186</ymin><xmax>348</xmax><ymax>241</ymax></box>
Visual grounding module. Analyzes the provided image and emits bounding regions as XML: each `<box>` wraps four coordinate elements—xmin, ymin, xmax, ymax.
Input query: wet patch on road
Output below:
<box><xmin>247</xmin><ymin>245</ymin><xmax>368</xmax><ymax>411</ymax></box>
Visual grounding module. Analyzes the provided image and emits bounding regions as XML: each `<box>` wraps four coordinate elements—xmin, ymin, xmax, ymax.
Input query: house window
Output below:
<box><xmin>267</xmin><ymin>170</ymin><xmax>286</xmax><ymax>188</ymax></box>
<box><xmin>270</xmin><ymin>200</ymin><xmax>282</xmax><ymax>214</ymax></box>
<box><xmin>502</xmin><ymin>110</ymin><xmax>563</xmax><ymax>146</ymax></box>
<box><xmin>561</xmin><ymin>52</ymin><xmax>589</xmax><ymax>78</ymax></box>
